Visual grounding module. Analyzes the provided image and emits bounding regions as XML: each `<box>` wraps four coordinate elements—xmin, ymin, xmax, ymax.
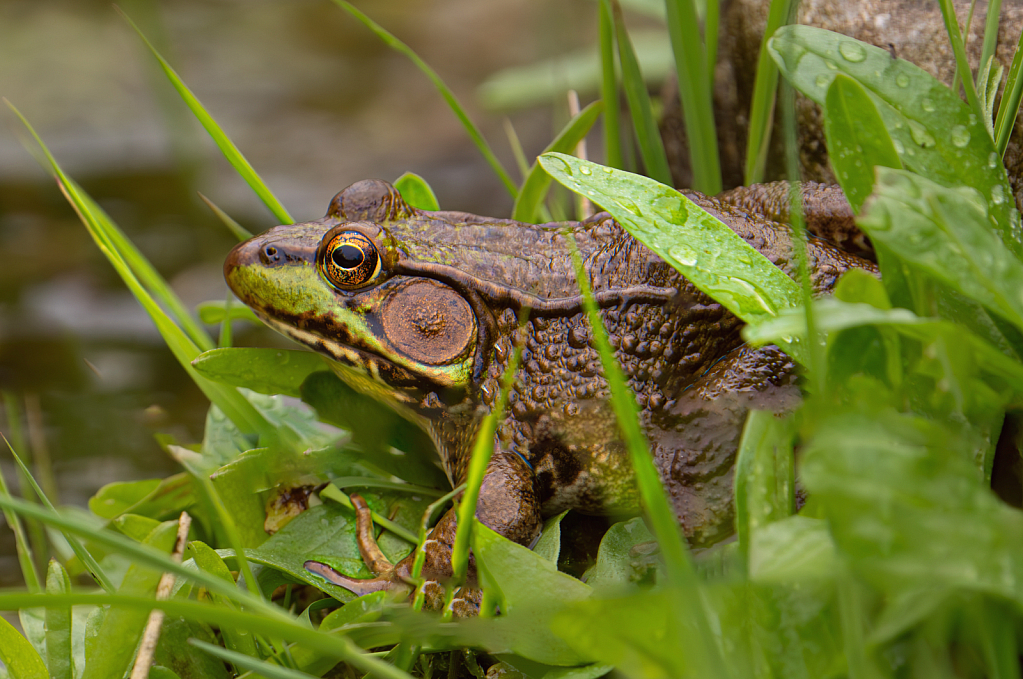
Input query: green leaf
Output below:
<box><xmin>300</xmin><ymin>371</ymin><xmax>445</xmax><ymax>488</ymax></box>
<box><xmin>533</xmin><ymin>511</ymin><xmax>569</xmax><ymax>565</ymax></box>
<box><xmin>89</xmin><ymin>479</ymin><xmax>160</xmax><ymax>519</ymax></box>
<box><xmin>112</xmin><ymin>514</ymin><xmax>163</xmax><ymax>542</ymax></box>
<box><xmin>582</xmin><ymin>517</ymin><xmax>655</xmax><ymax>590</ymax></box>
<box><xmin>0</xmin><ymin>614</ymin><xmax>47</xmax><ymax>679</ymax></box>
<box><xmin>153</xmin><ymin>618</ymin><xmax>231</xmax><ymax>679</ymax></box>
<box><xmin>193</xmin><ymin>348</ymin><xmax>330</xmax><ymax>398</ymax></box>
<box><xmin>612</xmin><ymin>6</ymin><xmax>672</xmax><ymax>186</ymax></box>
<box><xmin>44</xmin><ymin>560</ymin><xmax>73</xmax><ymax>679</ymax></box>
<box><xmin>190</xmin><ymin>639</ymin><xmax>317</xmax><ymax>679</ymax></box>
<box><xmin>859</xmin><ymin>169</ymin><xmax>1023</xmax><ymax>332</ymax></box>
<box><xmin>598</xmin><ymin>0</ymin><xmax>623</xmax><ymax>170</ymax></box>
<box><xmin>293</xmin><ymin>592</ymin><xmax>388</xmax><ymax>675</ymax></box>
<box><xmin>994</xmin><ymin>23</ymin><xmax>1023</xmax><ymax>156</ymax></box>
<box><xmin>748</xmin><ymin>515</ymin><xmax>838</xmax><ymax>583</ymax></box>
<box><xmin>823</xmin><ymin>74</ymin><xmax>903</xmax><ymax>213</ymax></box>
<box><xmin>511</xmin><ymin>100</ymin><xmax>604</xmax><ymax>223</ymax></box>
<box><xmin>89</xmin><ymin>473</ymin><xmax>194</xmax><ymax>524</ymax></box>
<box><xmin>769</xmin><ymin>26</ymin><xmax>1021</xmax><ymax>258</ymax></box>
<box><xmin>540</xmin><ymin>153</ymin><xmax>802</xmax><ymax>326</ymax></box>
<box><xmin>473</xmin><ymin>523</ymin><xmax>592</xmax><ymax>665</ymax></box>
<box><xmin>394</xmin><ymin>172</ymin><xmax>440</xmax><ymax>211</ymax></box>
<box><xmin>185</xmin><ymin>541</ymin><xmax>258</xmax><ymax>660</ymax></box>
<box><xmin>117</xmin><ymin>10</ymin><xmax>292</xmax><ymax>224</ymax></box>
<box><xmin>734</xmin><ymin>410</ymin><xmax>796</xmax><ymax>565</ymax></box>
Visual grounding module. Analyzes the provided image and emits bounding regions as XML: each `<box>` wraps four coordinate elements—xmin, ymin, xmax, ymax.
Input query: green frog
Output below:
<box><xmin>224</xmin><ymin>178</ymin><xmax>872</xmax><ymax>600</ymax></box>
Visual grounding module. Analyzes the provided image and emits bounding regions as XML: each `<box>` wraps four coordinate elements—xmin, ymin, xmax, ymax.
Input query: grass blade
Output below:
<box><xmin>937</xmin><ymin>0</ymin><xmax>986</xmax><ymax>122</ymax></box>
<box><xmin>663</xmin><ymin>0</ymin><xmax>722</xmax><ymax>193</ymax></box>
<box><xmin>198</xmin><ymin>192</ymin><xmax>253</xmax><ymax>242</ymax></box>
<box><xmin>116</xmin><ymin>8</ymin><xmax>294</xmax><ymax>225</ymax></box>
<box><xmin>705</xmin><ymin>0</ymin><xmax>720</xmax><ymax>87</ymax></box>
<box><xmin>450</xmin><ymin>343</ymin><xmax>523</xmax><ymax>589</ymax></box>
<box><xmin>0</xmin><ymin>446</ymin><xmax>40</xmax><ymax>592</ymax></box>
<box><xmin>331</xmin><ymin>0</ymin><xmax>517</xmax><ymax>198</ymax></box>
<box><xmin>743</xmin><ymin>0</ymin><xmax>794</xmax><ymax>184</ymax></box>
<box><xmin>511</xmin><ymin>100</ymin><xmax>603</xmax><ymax>223</ymax></box>
<box><xmin>563</xmin><ymin>229</ymin><xmax>729</xmax><ymax>678</ymax></box>
<box><xmin>0</xmin><ymin>593</ymin><xmax>414</xmax><ymax>679</ymax></box>
<box><xmin>598</xmin><ymin>0</ymin><xmax>624</xmax><ymax>169</ymax></box>
<box><xmin>994</xmin><ymin>26</ymin><xmax>1023</xmax><ymax>156</ymax></box>
<box><xmin>190</xmin><ymin>639</ymin><xmax>318</xmax><ymax>679</ymax></box>
<box><xmin>5</xmin><ymin>438</ymin><xmax>114</xmax><ymax>593</ymax></box>
<box><xmin>44</xmin><ymin>561</ymin><xmax>73</xmax><ymax>679</ymax></box>
<box><xmin>613</xmin><ymin>3</ymin><xmax>673</xmax><ymax>186</ymax></box>
<box><xmin>980</xmin><ymin>0</ymin><xmax>1003</xmax><ymax>87</ymax></box>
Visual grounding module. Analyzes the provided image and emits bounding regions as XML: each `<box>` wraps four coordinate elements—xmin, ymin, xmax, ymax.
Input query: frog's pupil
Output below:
<box><xmin>333</xmin><ymin>244</ymin><xmax>364</xmax><ymax>269</ymax></box>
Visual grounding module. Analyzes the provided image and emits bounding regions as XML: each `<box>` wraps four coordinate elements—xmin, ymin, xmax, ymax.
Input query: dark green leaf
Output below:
<box><xmin>582</xmin><ymin>517</ymin><xmax>655</xmax><ymax>590</ymax></box>
<box><xmin>734</xmin><ymin>410</ymin><xmax>796</xmax><ymax>565</ymax></box>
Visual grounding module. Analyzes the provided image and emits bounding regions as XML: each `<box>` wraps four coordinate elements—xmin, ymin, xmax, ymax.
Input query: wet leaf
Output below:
<box><xmin>533</xmin><ymin>511</ymin><xmax>569</xmax><ymax>565</ymax></box>
<box><xmin>769</xmin><ymin>26</ymin><xmax>1021</xmax><ymax>258</ymax></box>
<box><xmin>860</xmin><ymin>169</ymin><xmax>1023</xmax><ymax>332</ymax></box>
<box><xmin>540</xmin><ymin>154</ymin><xmax>802</xmax><ymax>329</ymax></box>
<box><xmin>0</xmin><ymin>613</ymin><xmax>47</xmax><ymax>679</ymax></box>
<box><xmin>44</xmin><ymin>560</ymin><xmax>73</xmax><ymax>679</ymax></box>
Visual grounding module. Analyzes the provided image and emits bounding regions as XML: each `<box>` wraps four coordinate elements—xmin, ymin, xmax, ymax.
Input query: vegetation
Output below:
<box><xmin>3</xmin><ymin>1</ymin><xmax>1023</xmax><ymax>678</ymax></box>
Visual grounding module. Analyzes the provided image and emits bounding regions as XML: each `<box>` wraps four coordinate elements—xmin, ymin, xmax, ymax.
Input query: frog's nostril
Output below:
<box><xmin>260</xmin><ymin>245</ymin><xmax>281</xmax><ymax>264</ymax></box>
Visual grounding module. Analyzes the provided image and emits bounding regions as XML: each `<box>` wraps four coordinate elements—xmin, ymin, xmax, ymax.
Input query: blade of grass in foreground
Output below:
<box><xmin>563</xmin><ymin>229</ymin><xmax>729</xmax><ymax>678</ymax></box>
<box><xmin>5</xmin><ymin>439</ymin><xmax>114</xmax><ymax>593</ymax></box>
<box><xmin>613</xmin><ymin>2</ymin><xmax>673</xmax><ymax>186</ymax></box>
<box><xmin>663</xmin><ymin>0</ymin><xmax>722</xmax><ymax>193</ymax></box>
<box><xmin>116</xmin><ymin>8</ymin><xmax>294</xmax><ymax>225</ymax></box>
<box><xmin>449</xmin><ymin>342</ymin><xmax>523</xmax><ymax>598</ymax></box>
<box><xmin>331</xmin><ymin>0</ymin><xmax>517</xmax><ymax>198</ymax></box>
<box><xmin>0</xmin><ymin>450</ymin><xmax>40</xmax><ymax>592</ymax></box>
<box><xmin>512</xmin><ymin>100</ymin><xmax>604</xmax><ymax>223</ymax></box>
<box><xmin>198</xmin><ymin>193</ymin><xmax>253</xmax><ymax>242</ymax></box>
<box><xmin>190</xmin><ymin>639</ymin><xmax>318</xmax><ymax>679</ymax></box>
<box><xmin>0</xmin><ymin>593</ymin><xmax>413</xmax><ymax>679</ymax></box>
<box><xmin>936</xmin><ymin>0</ymin><xmax>985</xmax><ymax>124</ymax></box>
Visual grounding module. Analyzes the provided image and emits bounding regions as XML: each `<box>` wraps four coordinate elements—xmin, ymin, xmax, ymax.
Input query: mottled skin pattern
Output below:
<box><xmin>225</xmin><ymin>179</ymin><xmax>875</xmax><ymax>598</ymax></box>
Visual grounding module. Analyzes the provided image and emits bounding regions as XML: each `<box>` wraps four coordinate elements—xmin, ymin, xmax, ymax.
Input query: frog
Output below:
<box><xmin>223</xmin><ymin>178</ymin><xmax>874</xmax><ymax>603</ymax></box>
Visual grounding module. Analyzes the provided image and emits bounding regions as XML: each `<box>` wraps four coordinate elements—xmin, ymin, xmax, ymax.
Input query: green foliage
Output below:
<box><xmin>6</xmin><ymin>4</ymin><xmax>1023</xmax><ymax>679</ymax></box>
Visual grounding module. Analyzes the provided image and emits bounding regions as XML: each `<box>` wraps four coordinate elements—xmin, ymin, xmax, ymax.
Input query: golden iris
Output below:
<box><xmin>318</xmin><ymin>230</ymin><xmax>381</xmax><ymax>290</ymax></box>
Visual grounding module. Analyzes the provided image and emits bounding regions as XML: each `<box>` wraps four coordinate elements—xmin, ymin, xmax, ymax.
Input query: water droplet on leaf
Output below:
<box><xmin>908</xmin><ymin>120</ymin><xmax>935</xmax><ymax>148</ymax></box>
<box><xmin>921</xmin><ymin>98</ymin><xmax>935</xmax><ymax>112</ymax></box>
<box><xmin>992</xmin><ymin>185</ymin><xmax>1006</xmax><ymax>205</ymax></box>
<box><xmin>839</xmin><ymin>41</ymin><xmax>866</xmax><ymax>62</ymax></box>
<box><xmin>892</xmin><ymin>139</ymin><xmax>905</xmax><ymax>154</ymax></box>
<box><xmin>950</xmin><ymin>125</ymin><xmax>970</xmax><ymax>147</ymax></box>
<box><xmin>815</xmin><ymin>74</ymin><xmax>829</xmax><ymax>88</ymax></box>
<box><xmin>896</xmin><ymin>73</ymin><xmax>910</xmax><ymax>87</ymax></box>
<box><xmin>824</xmin><ymin>59</ymin><xmax>838</xmax><ymax>70</ymax></box>
<box><xmin>668</xmin><ymin>244</ymin><xmax>698</xmax><ymax>266</ymax></box>
<box><xmin>580</xmin><ymin>166</ymin><xmax>592</xmax><ymax>176</ymax></box>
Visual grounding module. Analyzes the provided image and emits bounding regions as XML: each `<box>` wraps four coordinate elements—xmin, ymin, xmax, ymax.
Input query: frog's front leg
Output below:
<box><xmin>305</xmin><ymin>451</ymin><xmax>542</xmax><ymax>605</ymax></box>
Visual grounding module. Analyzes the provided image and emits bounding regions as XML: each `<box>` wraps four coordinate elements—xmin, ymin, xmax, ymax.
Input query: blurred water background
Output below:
<box><xmin>0</xmin><ymin>0</ymin><xmax>602</xmax><ymax>585</ymax></box>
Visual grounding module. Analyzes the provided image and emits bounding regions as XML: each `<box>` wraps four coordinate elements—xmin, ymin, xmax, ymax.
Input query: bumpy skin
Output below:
<box><xmin>224</xmin><ymin>179</ymin><xmax>875</xmax><ymax>593</ymax></box>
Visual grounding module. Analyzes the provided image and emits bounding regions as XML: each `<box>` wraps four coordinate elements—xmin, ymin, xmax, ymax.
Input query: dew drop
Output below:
<box><xmin>968</xmin><ymin>113</ymin><xmax>978</xmax><ymax>126</ymax></box>
<box><xmin>950</xmin><ymin>125</ymin><xmax>970</xmax><ymax>147</ymax></box>
<box><xmin>824</xmin><ymin>59</ymin><xmax>838</xmax><ymax>70</ymax></box>
<box><xmin>896</xmin><ymin>73</ymin><xmax>910</xmax><ymax>88</ymax></box>
<box><xmin>921</xmin><ymin>98</ymin><xmax>935</xmax><ymax>112</ymax></box>
<box><xmin>580</xmin><ymin>166</ymin><xmax>592</xmax><ymax>176</ymax></box>
<box><xmin>587</xmin><ymin>190</ymin><xmax>595</xmax><ymax>196</ymax></box>
<box><xmin>988</xmin><ymin>151</ymin><xmax>999</xmax><ymax>168</ymax></box>
<box><xmin>839</xmin><ymin>41</ymin><xmax>866</xmax><ymax>62</ymax></box>
<box><xmin>908</xmin><ymin>120</ymin><xmax>936</xmax><ymax>148</ymax></box>
<box><xmin>668</xmin><ymin>244</ymin><xmax>698</xmax><ymax>266</ymax></box>
<box><xmin>815</xmin><ymin>74</ymin><xmax>829</xmax><ymax>88</ymax></box>
<box><xmin>992</xmin><ymin>185</ymin><xmax>1006</xmax><ymax>205</ymax></box>
<box><xmin>602</xmin><ymin>166</ymin><xmax>613</xmax><ymax>173</ymax></box>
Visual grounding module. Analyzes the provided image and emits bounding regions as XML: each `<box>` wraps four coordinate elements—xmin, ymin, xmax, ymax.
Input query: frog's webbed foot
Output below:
<box><xmin>304</xmin><ymin>453</ymin><xmax>542</xmax><ymax>614</ymax></box>
<box><xmin>304</xmin><ymin>493</ymin><xmax>409</xmax><ymax>596</ymax></box>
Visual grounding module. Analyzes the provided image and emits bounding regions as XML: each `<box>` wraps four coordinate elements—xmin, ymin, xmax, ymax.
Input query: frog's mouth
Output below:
<box><xmin>255</xmin><ymin>313</ymin><xmax>427</xmax><ymax>396</ymax></box>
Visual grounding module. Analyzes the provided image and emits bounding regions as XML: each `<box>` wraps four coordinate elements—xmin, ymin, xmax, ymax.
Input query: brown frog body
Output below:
<box><xmin>224</xmin><ymin>178</ymin><xmax>873</xmax><ymax>596</ymax></box>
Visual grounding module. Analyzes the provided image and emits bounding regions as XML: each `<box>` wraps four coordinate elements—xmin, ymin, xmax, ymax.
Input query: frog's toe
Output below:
<box><xmin>304</xmin><ymin>560</ymin><xmax>406</xmax><ymax>597</ymax></box>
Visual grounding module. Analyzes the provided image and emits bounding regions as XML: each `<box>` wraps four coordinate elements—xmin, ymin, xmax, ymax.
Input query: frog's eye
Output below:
<box><xmin>318</xmin><ymin>230</ymin><xmax>381</xmax><ymax>290</ymax></box>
